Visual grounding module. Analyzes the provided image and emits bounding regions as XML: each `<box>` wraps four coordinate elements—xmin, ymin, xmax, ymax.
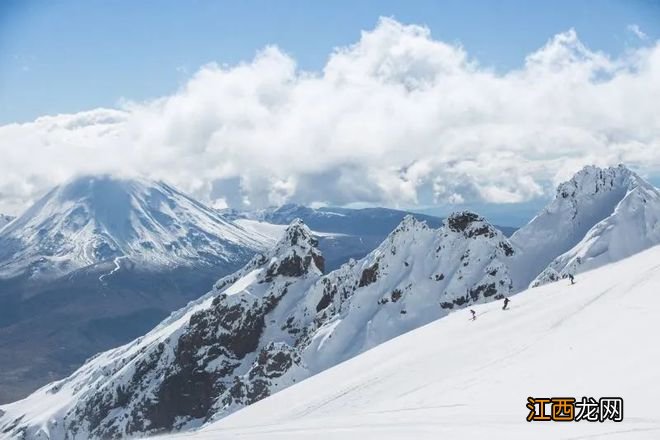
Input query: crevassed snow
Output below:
<box><xmin>168</xmin><ymin>244</ymin><xmax>660</xmax><ymax>440</ymax></box>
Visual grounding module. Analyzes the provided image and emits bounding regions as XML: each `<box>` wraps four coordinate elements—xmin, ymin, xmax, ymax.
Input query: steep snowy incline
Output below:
<box><xmin>0</xmin><ymin>212</ymin><xmax>516</xmax><ymax>439</ymax></box>
<box><xmin>284</xmin><ymin>212</ymin><xmax>515</xmax><ymax>376</ymax></box>
<box><xmin>0</xmin><ymin>175</ymin><xmax>270</xmax><ymax>279</ymax></box>
<box><xmin>0</xmin><ymin>214</ymin><xmax>14</xmax><ymax>231</ymax></box>
<box><xmin>510</xmin><ymin>164</ymin><xmax>653</xmax><ymax>289</ymax></box>
<box><xmin>531</xmin><ymin>175</ymin><xmax>660</xmax><ymax>286</ymax></box>
<box><xmin>172</xmin><ymin>244</ymin><xmax>660</xmax><ymax>440</ymax></box>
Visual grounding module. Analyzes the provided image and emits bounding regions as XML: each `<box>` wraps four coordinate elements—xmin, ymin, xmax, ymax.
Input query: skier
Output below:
<box><xmin>502</xmin><ymin>297</ymin><xmax>510</xmax><ymax>310</ymax></box>
<box><xmin>470</xmin><ymin>309</ymin><xmax>476</xmax><ymax>321</ymax></box>
<box><xmin>568</xmin><ymin>273</ymin><xmax>575</xmax><ymax>285</ymax></box>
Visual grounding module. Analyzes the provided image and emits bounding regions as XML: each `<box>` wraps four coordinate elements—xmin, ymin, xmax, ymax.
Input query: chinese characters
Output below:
<box><xmin>527</xmin><ymin>396</ymin><xmax>623</xmax><ymax>422</ymax></box>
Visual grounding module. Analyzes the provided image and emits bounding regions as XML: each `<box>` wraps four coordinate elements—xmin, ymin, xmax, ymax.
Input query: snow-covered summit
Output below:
<box><xmin>0</xmin><ymin>174</ymin><xmax>270</xmax><ymax>279</ymax></box>
<box><xmin>510</xmin><ymin>164</ymin><xmax>654</xmax><ymax>288</ymax></box>
<box><xmin>529</xmin><ymin>166</ymin><xmax>660</xmax><ymax>287</ymax></box>
<box><xmin>298</xmin><ymin>211</ymin><xmax>515</xmax><ymax>363</ymax></box>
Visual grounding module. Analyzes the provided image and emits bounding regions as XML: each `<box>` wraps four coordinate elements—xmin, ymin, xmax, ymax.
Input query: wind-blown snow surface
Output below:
<box><xmin>169</xmin><ymin>245</ymin><xmax>660</xmax><ymax>440</ymax></box>
<box><xmin>0</xmin><ymin>213</ymin><xmax>515</xmax><ymax>439</ymax></box>
<box><xmin>0</xmin><ymin>175</ymin><xmax>270</xmax><ymax>280</ymax></box>
<box><xmin>0</xmin><ymin>214</ymin><xmax>14</xmax><ymax>231</ymax></box>
<box><xmin>510</xmin><ymin>164</ymin><xmax>660</xmax><ymax>289</ymax></box>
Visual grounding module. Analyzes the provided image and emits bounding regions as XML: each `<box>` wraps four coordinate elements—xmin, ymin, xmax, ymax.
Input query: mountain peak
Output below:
<box><xmin>387</xmin><ymin>214</ymin><xmax>428</xmax><ymax>238</ymax></box>
<box><xmin>510</xmin><ymin>163</ymin><xmax>657</xmax><ymax>290</ymax></box>
<box><xmin>556</xmin><ymin>164</ymin><xmax>643</xmax><ymax>200</ymax></box>
<box><xmin>266</xmin><ymin>218</ymin><xmax>325</xmax><ymax>276</ymax></box>
<box><xmin>280</xmin><ymin>218</ymin><xmax>318</xmax><ymax>248</ymax></box>
<box><xmin>0</xmin><ymin>174</ymin><xmax>270</xmax><ymax>279</ymax></box>
<box><xmin>446</xmin><ymin>210</ymin><xmax>501</xmax><ymax>240</ymax></box>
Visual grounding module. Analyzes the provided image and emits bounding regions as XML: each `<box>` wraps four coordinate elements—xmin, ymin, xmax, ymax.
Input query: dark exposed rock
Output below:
<box><xmin>466</xmin><ymin>224</ymin><xmax>495</xmax><ymax>238</ymax></box>
<box><xmin>316</xmin><ymin>289</ymin><xmax>333</xmax><ymax>312</ymax></box>
<box><xmin>358</xmin><ymin>262</ymin><xmax>379</xmax><ymax>287</ymax></box>
<box><xmin>499</xmin><ymin>242</ymin><xmax>515</xmax><ymax>256</ymax></box>
<box><xmin>447</xmin><ymin>212</ymin><xmax>481</xmax><ymax>233</ymax></box>
<box><xmin>469</xmin><ymin>282</ymin><xmax>498</xmax><ymax>299</ymax></box>
<box><xmin>266</xmin><ymin>252</ymin><xmax>308</xmax><ymax>279</ymax></box>
<box><xmin>312</xmin><ymin>254</ymin><xmax>326</xmax><ymax>273</ymax></box>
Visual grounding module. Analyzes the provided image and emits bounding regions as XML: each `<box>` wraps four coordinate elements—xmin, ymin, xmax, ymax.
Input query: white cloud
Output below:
<box><xmin>628</xmin><ymin>24</ymin><xmax>648</xmax><ymax>40</ymax></box>
<box><xmin>1</xmin><ymin>17</ymin><xmax>659</xmax><ymax>214</ymax></box>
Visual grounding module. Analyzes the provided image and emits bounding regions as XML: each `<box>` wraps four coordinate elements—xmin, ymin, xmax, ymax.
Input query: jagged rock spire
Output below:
<box><xmin>265</xmin><ymin>218</ymin><xmax>325</xmax><ymax>278</ymax></box>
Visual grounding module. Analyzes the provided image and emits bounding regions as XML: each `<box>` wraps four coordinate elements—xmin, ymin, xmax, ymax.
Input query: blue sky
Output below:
<box><xmin>1</xmin><ymin>0</ymin><xmax>658</xmax><ymax>124</ymax></box>
<box><xmin>1</xmin><ymin>1</ymin><xmax>659</xmax><ymax>225</ymax></box>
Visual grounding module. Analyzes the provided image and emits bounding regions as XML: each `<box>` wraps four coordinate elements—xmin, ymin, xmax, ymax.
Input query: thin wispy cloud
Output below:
<box><xmin>627</xmin><ymin>24</ymin><xmax>648</xmax><ymax>40</ymax></box>
<box><xmin>0</xmin><ymin>18</ymin><xmax>659</xmax><ymax>214</ymax></box>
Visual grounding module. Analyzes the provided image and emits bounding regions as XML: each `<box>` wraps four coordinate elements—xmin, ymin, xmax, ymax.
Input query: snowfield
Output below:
<box><xmin>165</xmin><ymin>244</ymin><xmax>660</xmax><ymax>440</ymax></box>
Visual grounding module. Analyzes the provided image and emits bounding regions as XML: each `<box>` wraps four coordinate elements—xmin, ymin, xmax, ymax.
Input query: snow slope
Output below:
<box><xmin>0</xmin><ymin>175</ymin><xmax>270</xmax><ymax>279</ymax></box>
<box><xmin>530</xmin><ymin>172</ymin><xmax>660</xmax><ymax>287</ymax></box>
<box><xmin>290</xmin><ymin>212</ymin><xmax>514</xmax><ymax>376</ymax></box>
<box><xmin>169</xmin><ymin>244</ymin><xmax>660</xmax><ymax>440</ymax></box>
<box><xmin>510</xmin><ymin>164</ymin><xmax>656</xmax><ymax>289</ymax></box>
<box><xmin>0</xmin><ymin>214</ymin><xmax>14</xmax><ymax>231</ymax></box>
<box><xmin>0</xmin><ymin>213</ymin><xmax>516</xmax><ymax>439</ymax></box>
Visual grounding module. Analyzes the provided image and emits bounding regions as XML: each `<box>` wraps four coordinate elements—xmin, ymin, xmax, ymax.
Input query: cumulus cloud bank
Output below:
<box><xmin>1</xmin><ymin>18</ymin><xmax>659</xmax><ymax>214</ymax></box>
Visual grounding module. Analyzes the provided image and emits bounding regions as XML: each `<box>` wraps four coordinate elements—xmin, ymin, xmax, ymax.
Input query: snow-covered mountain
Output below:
<box><xmin>169</xmin><ymin>243</ymin><xmax>660</xmax><ymax>440</ymax></box>
<box><xmin>509</xmin><ymin>165</ymin><xmax>660</xmax><ymax>288</ymax></box>
<box><xmin>224</xmin><ymin>204</ymin><xmax>445</xmax><ymax>271</ymax></box>
<box><xmin>4</xmin><ymin>164</ymin><xmax>659</xmax><ymax>439</ymax></box>
<box><xmin>0</xmin><ymin>213</ymin><xmax>516</xmax><ymax>439</ymax></box>
<box><xmin>0</xmin><ymin>214</ymin><xmax>14</xmax><ymax>230</ymax></box>
<box><xmin>0</xmin><ymin>175</ymin><xmax>277</xmax><ymax>404</ymax></box>
<box><xmin>224</xmin><ymin>204</ymin><xmax>516</xmax><ymax>271</ymax></box>
<box><xmin>530</xmin><ymin>168</ymin><xmax>660</xmax><ymax>286</ymax></box>
<box><xmin>0</xmin><ymin>175</ymin><xmax>271</xmax><ymax>280</ymax></box>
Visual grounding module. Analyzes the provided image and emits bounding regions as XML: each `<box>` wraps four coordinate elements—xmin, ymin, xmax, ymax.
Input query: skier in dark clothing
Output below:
<box><xmin>502</xmin><ymin>297</ymin><xmax>510</xmax><ymax>310</ymax></box>
<box><xmin>568</xmin><ymin>273</ymin><xmax>575</xmax><ymax>285</ymax></box>
<box><xmin>470</xmin><ymin>309</ymin><xmax>476</xmax><ymax>320</ymax></box>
